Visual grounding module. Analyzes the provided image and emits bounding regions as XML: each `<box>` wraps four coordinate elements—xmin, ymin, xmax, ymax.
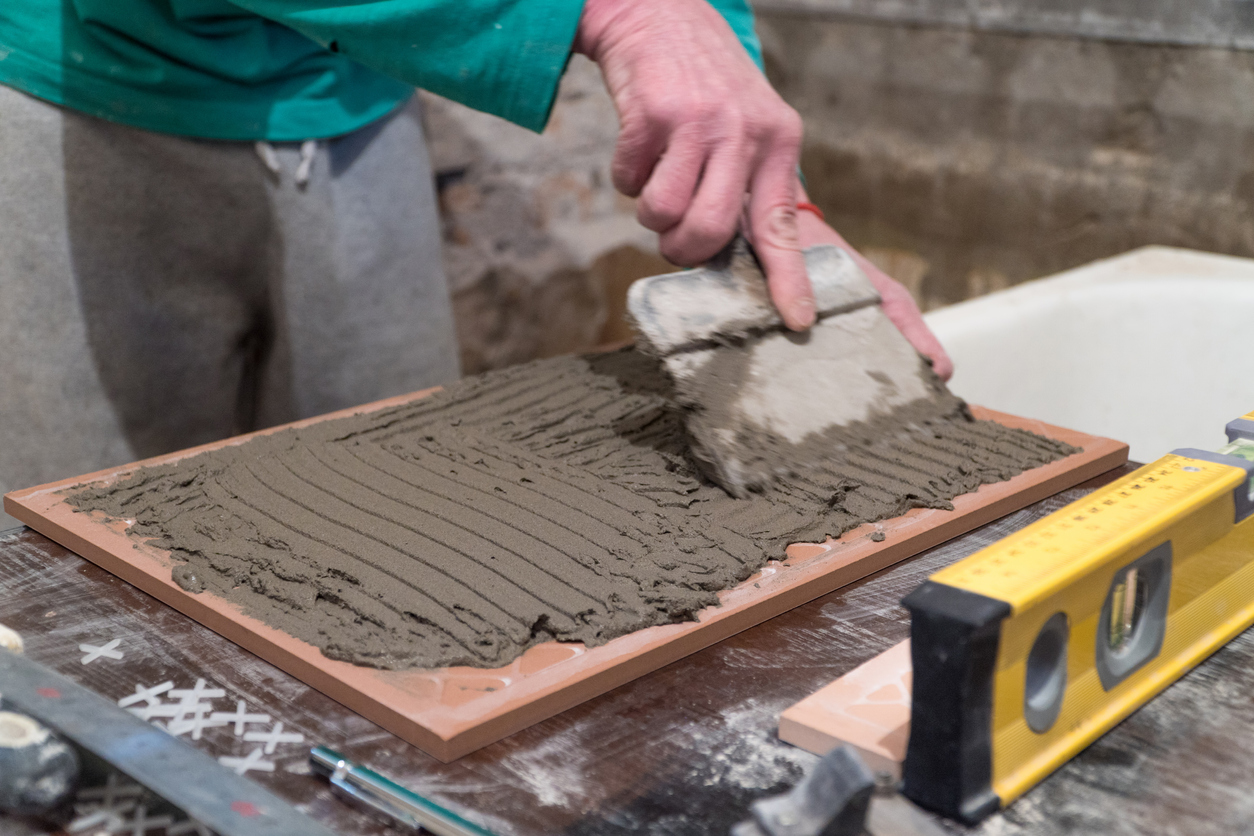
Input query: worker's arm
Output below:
<box><xmin>219</xmin><ymin>0</ymin><xmax>806</xmax><ymax>318</ymax></box>
<box><xmin>703</xmin><ymin>0</ymin><xmax>766</xmax><ymax>69</ymax></box>
<box><xmin>216</xmin><ymin>0</ymin><xmax>761</xmax><ymax>139</ymax></box>
<box><xmin>574</xmin><ymin>0</ymin><xmax>814</xmax><ymax>330</ymax></box>
<box><xmin>227</xmin><ymin>0</ymin><xmax>946</xmax><ymax>370</ymax></box>
<box><xmin>576</xmin><ymin>0</ymin><xmax>950</xmax><ymax>375</ymax></box>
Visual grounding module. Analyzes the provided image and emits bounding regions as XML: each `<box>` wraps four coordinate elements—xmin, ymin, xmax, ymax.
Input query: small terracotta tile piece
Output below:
<box><xmin>778</xmin><ymin>640</ymin><xmax>912</xmax><ymax>778</ymax></box>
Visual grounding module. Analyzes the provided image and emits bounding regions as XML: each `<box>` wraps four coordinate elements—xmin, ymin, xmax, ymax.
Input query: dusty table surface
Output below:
<box><xmin>2</xmin><ymin>462</ymin><xmax>1251</xmax><ymax>836</ymax></box>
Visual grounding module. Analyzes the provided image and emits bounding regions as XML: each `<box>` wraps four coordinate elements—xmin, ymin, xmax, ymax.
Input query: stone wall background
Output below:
<box><xmin>422</xmin><ymin>11</ymin><xmax>1254</xmax><ymax>372</ymax></box>
<box><xmin>421</xmin><ymin>56</ymin><xmax>667</xmax><ymax>374</ymax></box>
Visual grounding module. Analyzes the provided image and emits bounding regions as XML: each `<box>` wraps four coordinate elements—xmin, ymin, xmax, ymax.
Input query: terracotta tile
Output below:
<box><xmin>4</xmin><ymin>397</ymin><xmax>1124</xmax><ymax>762</ymax></box>
<box><xmin>778</xmin><ymin>640</ymin><xmax>912</xmax><ymax>778</ymax></box>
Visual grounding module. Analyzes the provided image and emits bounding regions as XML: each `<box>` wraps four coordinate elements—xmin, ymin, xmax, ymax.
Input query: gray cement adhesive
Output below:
<box><xmin>672</xmin><ymin>304</ymin><xmax>947</xmax><ymax>496</ymax></box>
<box><xmin>67</xmin><ymin>350</ymin><xmax>1077</xmax><ymax>671</ymax></box>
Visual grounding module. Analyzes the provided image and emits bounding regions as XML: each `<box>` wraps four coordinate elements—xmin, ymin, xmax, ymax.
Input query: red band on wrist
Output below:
<box><xmin>796</xmin><ymin>201</ymin><xmax>825</xmax><ymax>222</ymax></box>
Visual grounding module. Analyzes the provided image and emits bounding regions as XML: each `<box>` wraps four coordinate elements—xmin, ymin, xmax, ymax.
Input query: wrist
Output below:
<box><xmin>796</xmin><ymin>206</ymin><xmax>835</xmax><ymax>246</ymax></box>
<box><xmin>573</xmin><ymin>0</ymin><xmax>636</xmax><ymax>59</ymax></box>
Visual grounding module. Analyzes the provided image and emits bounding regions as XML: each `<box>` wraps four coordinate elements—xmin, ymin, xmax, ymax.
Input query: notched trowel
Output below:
<box><xmin>627</xmin><ymin>240</ymin><xmax>940</xmax><ymax>497</ymax></box>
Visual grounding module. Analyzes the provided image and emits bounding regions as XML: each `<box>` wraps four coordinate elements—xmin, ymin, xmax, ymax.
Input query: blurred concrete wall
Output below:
<box><xmin>421</xmin><ymin>56</ymin><xmax>666</xmax><ymax>374</ymax></box>
<box><xmin>757</xmin><ymin>6</ymin><xmax>1254</xmax><ymax>309</ymax></box>
<box><xmin>424</xmin><ymin>6</ymin><xmax>1254</xmax><ymax>371</ymax></box>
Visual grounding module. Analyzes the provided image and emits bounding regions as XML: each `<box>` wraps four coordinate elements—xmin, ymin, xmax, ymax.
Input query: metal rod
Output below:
<box><xmin>310</xmin><ymin>747</ymin><xmax>495</xmax><ymax>836</ymax></box>
<box><xmin>0</xmin><ymin>649</ymin><xmax>333</xmax><ymax>836</ymax></box>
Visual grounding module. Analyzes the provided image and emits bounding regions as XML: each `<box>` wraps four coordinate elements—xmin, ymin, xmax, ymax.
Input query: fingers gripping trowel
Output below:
<box><xmin>627</xmin><ymin>241</ymin><xmax>938</xmax><ymax>497</ymax></box>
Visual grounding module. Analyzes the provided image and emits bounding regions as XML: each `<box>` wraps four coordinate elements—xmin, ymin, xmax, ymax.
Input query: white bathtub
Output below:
<box><xmin>924</xmin><ymin>246</ymin><xmax>1254</xmax><ymax>463</ymax></box>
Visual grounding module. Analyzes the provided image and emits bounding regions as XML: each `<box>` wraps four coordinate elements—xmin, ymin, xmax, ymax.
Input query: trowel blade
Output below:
<box><xmin>627</xmin><ymin>242</ymin><xmax>937</xmax><ymax>496</ymax></box>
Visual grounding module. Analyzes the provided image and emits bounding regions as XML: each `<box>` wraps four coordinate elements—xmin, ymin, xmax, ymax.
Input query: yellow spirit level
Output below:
<box><xmin>901</xmin><ymin>412</ymin><xmax>1254</xmax><ymax>823</ymax></box>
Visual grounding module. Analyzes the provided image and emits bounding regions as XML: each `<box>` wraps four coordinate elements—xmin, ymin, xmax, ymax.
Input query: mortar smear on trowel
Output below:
<box><xmin>628</xmin><ymin>242</ymin><xmax>942</xmax><ymax>496</ymax></box>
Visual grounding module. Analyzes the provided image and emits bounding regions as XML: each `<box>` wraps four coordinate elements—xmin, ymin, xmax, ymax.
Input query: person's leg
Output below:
<box><xmin>258</xmin><ymin>96</ymin><xmax>461</xmax><ymax>425</ymax></box>
<box><xmin>0</xmin><ymin>84</ymin><xmax>274</xmax><ymax>525</ymax></box>
<box><xmin>0</xmin><ymin>84</ymin><xmax>137</xmax><ymax>523</ymax></box>
<box><xmin>0</xmin><ymin>85</ymin><xmax>457</xmax><ymax>528</ymax></box>
<box><xmin>61</xmin><ymin>101</ymin><xmax>280</xmax><ymax>459</ymax></box>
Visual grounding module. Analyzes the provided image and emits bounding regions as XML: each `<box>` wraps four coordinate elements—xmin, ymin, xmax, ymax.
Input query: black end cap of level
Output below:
<box><xmin>901</xmin><ymin>581</ymin><xmax>1010</xmax><ymax>825</ymax></box>
<box><xmin>1225</xmin><ymin>418</ymin><xmax>1254</xmax><ymax>443</ymax></box>
<box><xmin>900</xmin><ymin>577</ymin><xmax>1011</xmax><ymax>628</ymax></box>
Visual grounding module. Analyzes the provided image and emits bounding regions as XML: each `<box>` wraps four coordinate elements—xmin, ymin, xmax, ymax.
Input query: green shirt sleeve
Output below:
<box><xmin>226</xmin><ymin>0</ymin><xmax>586</xmax><ymax>133</ymax></box>
<box><xmin>228</xmin><ymin>0</ymin><xmax>763</xmax><ymax>133</ymax></box>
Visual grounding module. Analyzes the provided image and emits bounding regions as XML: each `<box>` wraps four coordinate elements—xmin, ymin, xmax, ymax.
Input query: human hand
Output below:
<box><xmin>795</xmin><ymin>207</ymin><xmax>953</xmax><ymax>380</ymax></box>
<box><xmin>574</xmin><ymin>0</ymin><xmax>815</xmax><ymax>330</ymax></box>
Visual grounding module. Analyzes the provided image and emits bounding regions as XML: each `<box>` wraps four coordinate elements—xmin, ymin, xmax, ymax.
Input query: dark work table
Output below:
<box><xmin>2</xmin><ymin>461</ymin><xmax>1250</xmax><ymax>836</ymax></box>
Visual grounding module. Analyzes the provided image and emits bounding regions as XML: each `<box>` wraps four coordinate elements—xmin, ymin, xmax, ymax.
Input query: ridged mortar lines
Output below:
<box><xmin>343</xmin><ymin>444</ymin><xmax>641</xmax><ymax>577</ymax></box>
<box><xmin>447</xmin><ymin>436</ymin><xmax>679</xmax><ymax>527</ymax></box>
<box><xmin>239</xmin><ymin>456</ymin><xmax>526</xmax><ymax>628</ymax></box>
<box><xmin>68</xmin><ymin>350</ymin><xmax>1079</xmax><ymax>670</ymax></box>
<box><xmin>287</xmin><ymin>446</ymin><xmax>605</xmax><ymax>626</ymax></box>
<box><xmin>225</xmin><ymin>460</ymin><xmax>511</xmax><ymax>640</ymax></box>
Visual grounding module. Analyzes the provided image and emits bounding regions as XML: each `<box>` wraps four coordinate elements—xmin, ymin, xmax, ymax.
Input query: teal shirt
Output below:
<box><xmin>0</xmin><ymin>1</ymin><xmax>762</xmax><ymax>141</ymax></box>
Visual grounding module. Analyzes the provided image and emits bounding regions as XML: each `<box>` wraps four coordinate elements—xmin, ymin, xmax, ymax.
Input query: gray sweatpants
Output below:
<box><xmin>0</xmin><ymin>85</ymin><xmax>460</xmax><ymax>525</ymax></box>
